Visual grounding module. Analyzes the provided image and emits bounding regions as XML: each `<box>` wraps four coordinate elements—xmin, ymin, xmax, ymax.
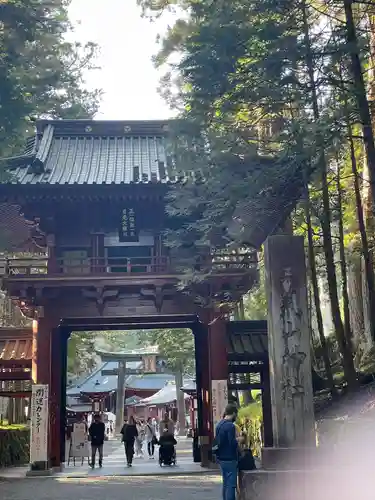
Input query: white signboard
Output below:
<box><xmin>30</xmin><ymin>384</ymin><xmax>49</xmax><ymax>464</ymax></box>
<box><xmin>70</xmin><ymin>422</ymin><xmax>89</xmax><ymax>458</ymax></box>
<box><xmin>211</xmin><ymin>379</ymin><xmax>228</xmax><ymax>428</ymax></box>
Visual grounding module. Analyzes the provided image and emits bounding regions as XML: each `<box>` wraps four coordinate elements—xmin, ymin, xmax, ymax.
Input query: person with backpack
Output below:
<box><xmin>213</xmin><ymin>404</ymin><xmax>239</xmax><ymax>500</ymax></box>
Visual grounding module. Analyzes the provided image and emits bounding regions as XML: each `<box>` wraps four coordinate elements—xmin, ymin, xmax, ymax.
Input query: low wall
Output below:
<box><xmin>0</xmin><ymin>428</ymin><xmax>29</xmax><ymax>467</ymax></box>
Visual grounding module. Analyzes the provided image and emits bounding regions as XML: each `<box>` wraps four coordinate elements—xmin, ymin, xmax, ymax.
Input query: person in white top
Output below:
<box><xmin>135</xmin><ymin>420</ymin><xmax>145</xmax><ymax>458</ymax></box>
<box><xmin>145</xmin><ymin>417</ymin><xmax>157</xmax><ymax>458</ymax></box>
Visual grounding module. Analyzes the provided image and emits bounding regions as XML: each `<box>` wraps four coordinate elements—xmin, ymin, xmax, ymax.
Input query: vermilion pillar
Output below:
<box><xmin>197</xmin><ymin>310</ymin><xmax>229</xmax><ymax>465</ymax></box>
<box><xmin>50</xmin><ymin>327</ymin><xmax>62</xmax><ymax>468</ymax></box>
<box><xmin>208</xmin><ymin>313</ymin><xmax>228</xmax><ymax>428</ymax></box>
<box><xmin>194</xmin><ymin>322</ymin><xmax>210</xmax><ymax>466</ymax></box>
<box><xmin>34</xmin><ymin>316</ymin><xmax>62</xmax><ymax>468</ymax></box>
<box><xmin>35</xmin><ymin>317</ymin><xmax>53</xmax><ymax>385</ymax></box>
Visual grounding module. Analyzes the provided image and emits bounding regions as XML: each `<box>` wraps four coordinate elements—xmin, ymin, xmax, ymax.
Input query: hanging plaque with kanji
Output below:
<box><xmin>119</xmin><ymin>208</ymin><xmax>138</xmax><ymax>242</ymax></box>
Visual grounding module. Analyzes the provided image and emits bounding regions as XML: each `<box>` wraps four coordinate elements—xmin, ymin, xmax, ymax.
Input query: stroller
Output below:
<box><xmin>158</xmin><ymin>430</ymin><xmax>177</xmax><ymax>466</ymax></box>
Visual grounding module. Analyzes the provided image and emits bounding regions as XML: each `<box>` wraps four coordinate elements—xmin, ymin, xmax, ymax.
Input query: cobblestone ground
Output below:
<box><xmin>0</xmin><ymin>474</ymin><xmax>221</xmax><ymax>500</ymax></box>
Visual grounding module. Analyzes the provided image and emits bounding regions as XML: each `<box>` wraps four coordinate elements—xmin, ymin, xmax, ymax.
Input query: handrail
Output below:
<box><xmin>0</xmin><ymin>251</ymin><xmax>257</xmax><ymax>277</ymax></box>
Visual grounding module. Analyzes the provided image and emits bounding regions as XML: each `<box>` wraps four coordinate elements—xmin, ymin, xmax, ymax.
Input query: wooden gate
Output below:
<box><xmin>226</xmin><ymin>320</ymin><xmax>273</xmax><ymax>447</ymax></box>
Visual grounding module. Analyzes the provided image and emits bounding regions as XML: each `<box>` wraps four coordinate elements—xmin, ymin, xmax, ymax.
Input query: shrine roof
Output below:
<box><xmin>0</xmin><ymin>338</ymin><xmax>32</xmax><ymax>362</ymax></box>
<box><xmin>138</xmin><ymin>381</ymin><xmax>191</xmax><ymax>406</ymax></box>
<box><xmin>125</xmin><ymin>373</ymin><xmax>176</xmax><ymax>390</ymax></box>
<box><xmin>181</xmin><ymin>379</ymin><xmax>196</xmax><ymax>395</ymax></box>
<box><xmin>67</xmin><ymin>361</ymin><xmax>176</xmax><ymax>395</ymax></box>
<box><xmin>227</xmin><ymin>320</ymin><xmax>268</xmax><ymax>360</ymax></box>
<box><xmin>3</xmin><ymin>119</ymin><xmax>178</xmax><ymax>187</ymax></box>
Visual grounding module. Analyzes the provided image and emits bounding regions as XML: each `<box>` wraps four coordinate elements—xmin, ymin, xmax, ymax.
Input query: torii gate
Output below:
<box><xmin>96</xmin><ymin>347</ymin><xmax>168</xmax><ymax>431</ymax></box>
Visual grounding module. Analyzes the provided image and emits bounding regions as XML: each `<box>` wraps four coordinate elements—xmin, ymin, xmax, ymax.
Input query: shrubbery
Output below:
<box><xmin>0</xmin><ymin>428</ymin><xmax>29</xmax><ymax>467</ymax></box>
<box><xmin>237</xmin><ymin>402</ymin><xmax>263</xmax><ymax>458</ymax></box>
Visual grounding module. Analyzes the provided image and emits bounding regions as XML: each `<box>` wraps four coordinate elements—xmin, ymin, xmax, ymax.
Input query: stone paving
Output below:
<box><xmin>0</xmin><ymin>436</ymin><xmax>213</xmax><ymax>479</ymax></box>
<box><xmin>0</xmin><ymin>474</ymin><xmax>222</xmax><ymax>500</ymax></box>
<box><xmin>59</xmin><ymin>437</ymin><xmax>207</xmax><ymax>477</ymax></box>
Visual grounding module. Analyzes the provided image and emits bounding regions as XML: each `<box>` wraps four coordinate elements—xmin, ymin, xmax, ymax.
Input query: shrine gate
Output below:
<box><xmin>0</xmin><ymin>119</ymin><xmax>259</xmax><ymax>470</ymax></box>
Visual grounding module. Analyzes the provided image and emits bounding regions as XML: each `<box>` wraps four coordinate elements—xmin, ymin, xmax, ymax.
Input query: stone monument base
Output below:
<box><xmin>261</xmin><ymin>446</ymin><xmax>319</xmax><ymax>470</ymax></box>
<box><xmin>241</xmin><ymin>467</ymin><xmax>360</xmax><ymax>500</ymax></box>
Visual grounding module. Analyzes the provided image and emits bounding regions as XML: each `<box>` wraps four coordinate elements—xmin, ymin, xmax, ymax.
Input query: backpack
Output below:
<box><xmin>238</xmin><ymin>449</ymin><xmax>256</xmax><ymax>471</ymax></box>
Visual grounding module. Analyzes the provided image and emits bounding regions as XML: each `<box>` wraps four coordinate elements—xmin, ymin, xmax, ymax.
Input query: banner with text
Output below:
<box><xmin>70</xmin><ymin>422</ymin><xmax>89</xmax><ymax>459</ymax></box>
<box><xmin>211</xmin><ymin>380</ymin><xmax>228</xmax><ymax>428</ymax></box>
<box><xmin>30</xmin><ymin>384</ymin><xmax>49</xmax><ymax>464</ymax></box>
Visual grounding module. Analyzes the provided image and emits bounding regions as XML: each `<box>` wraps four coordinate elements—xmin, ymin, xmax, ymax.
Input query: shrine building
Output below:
<box><xmin>0</xmin><ymin>119</ymin><xmax>266</xmax><ymax>469</ymax></box>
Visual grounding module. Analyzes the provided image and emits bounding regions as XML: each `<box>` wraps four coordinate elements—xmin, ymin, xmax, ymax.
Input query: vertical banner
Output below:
<box><xmin>211</xmin><ymin>380</ymin><xmax>228</xmax><ymax>428</ymax></box>
<box><xmin>30</xmin><ymin>384</ymin><xmax>49</xmax><ymax>464</ymax></box>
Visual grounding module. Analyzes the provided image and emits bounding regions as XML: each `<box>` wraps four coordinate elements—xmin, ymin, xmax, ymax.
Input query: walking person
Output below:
<box><xmin>120</xmin><ymin>416</ymin><xmax>138</xmax><ymax>467</ymax></box>
<box><xmin>145</xmin><ymin>417</ymin><xmax>157</xmax><ymax>459</ymax></box>
<box><xmin>88</xmin><ymin>413</ymin><xmax>105</xmax><ymax>468</ymax></box>
<box><xmin>135</xmin><ymin>419</ymin><xmax>145</xmax><ymax>458</ymax></box>
<box><xmin>213</xmin><ymin>404</ymin><xmax>239</xmax><ymax>500</ymax></box>
<box><xmin>160</xmin><ymin>412</ymin><xmax>175</xmax><ymax>436</ymax></box>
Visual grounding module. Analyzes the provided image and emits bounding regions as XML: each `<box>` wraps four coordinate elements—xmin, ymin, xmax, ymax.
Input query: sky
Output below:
<box><xmin>68</xmin><ymin>0</ymin><xmax>175</xmax><ymax>120</ymax></box>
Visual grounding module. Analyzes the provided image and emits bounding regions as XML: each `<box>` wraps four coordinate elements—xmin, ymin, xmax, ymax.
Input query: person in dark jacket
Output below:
<box><xmin>120</xmin><ymin>416</ymin><xmax>138</xmax><ymax>467</ymax></box>
<box><xmin>88</xmin><ymin>413</ymin><xmax>105</xmax><ymax>468</ymax></box>
<box><xmin>214</xmin><ymin>404</ymin><xmax>239</xmax><ymax>500</ymax></box>
<box><xmin>158</xmin><ymin>427</ymin><xmax>177</xmax><ymax>465</ymax></box>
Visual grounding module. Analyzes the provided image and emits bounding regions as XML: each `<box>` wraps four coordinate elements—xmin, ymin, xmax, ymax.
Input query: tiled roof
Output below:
<box><xmin>125</xmin><ymin>373</ymin><xmax>175</xmax><ymax>390</ymax></box>
<box><xmin>0</xmin><ymin>204</ymin><xmax>45</xmax><ymax>251</ymax></box>
<box><xmin>226</xmin><ymin>320</ymin><xmax>268</xmax><ymax>359</ymax></box>
<box><xmin>66</xmin><ymin>361</ymin><xmax>176</xmax><ymax>395</ymax></box>
<box><xmin>0</xmin><ymin>339</ymin><xmax>32</xmax><ymax>362</ymax></box>
<box><xmin>6</xmin><ymin>120</ymin><xmax>178</xmax><ymax>186</ymax></box>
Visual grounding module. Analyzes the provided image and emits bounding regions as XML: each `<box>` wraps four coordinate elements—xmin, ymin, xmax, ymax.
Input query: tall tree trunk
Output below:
<box><xmin>348</xmin><ymin>249</ymin><xmax>365</xmax><ymax>352</ymax></box>
<box><xmin>174</xmin><ymin>367</ymin><xmax>186</xmax><ymax>436</ymax></box>
<box><xmin>339</xmin><ymin>51</ymin><xmax>375</xmax><ymax>346</ymax></box>
<box><xmin>343</xmin><ymin>0</ymin><xmax>375</xmax><ymax>211</ymax></box>
<box><xmin>304</xmin><ymin>186</ymin><xmax>336</xmax><ymax>395</ymax></box>
<box><xmin>336</xmin><ymin>156</ymin><xmax>353</xmax><ymax>349</ymax></box>
<box><xmin>302</xmin><ymin>1</ymin><xmax>358</xmax><ymax>389</ymax></box>
<box><xmin>345</xmin><ymin>113</ymin><xmax>375</xmax><ymax>346</ymax></box>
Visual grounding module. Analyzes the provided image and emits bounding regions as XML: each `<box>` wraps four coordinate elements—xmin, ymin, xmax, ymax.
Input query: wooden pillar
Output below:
<box><xmin>34</xmin><ymin>317</ymin><xmax>53</xmax><ymax>385</ymax></box>
<box><xmin>60</xmin><ymin>329</ymin><xmax>69</xmax><ymax>463</ymax></box>
<box><xmin>50</xmin><ymin>327</ymin><xmax>62</xmax><ymax>468</ymax></box>
<box><xmin>116</xmin><ymin>360</ymin><xmax>126</xmax><ymax>433</ymax></box>
<box><xmin>260</xmin><ymin>361</ymin><xmax>273</xmax><ymax>447</ymax></box>
<box><xmin>91</xmin><ymin>233</ymin><xmax>105</xmax><ymax>273</ymax></box>
<box><xmin>264</xmin><ymin>235</ymin><xmax>315</xmax><ymax>447</ymax></box>
<box><xmin>208</xmin><ymin>313</ymin><xmax>228</xmax><ymax>428</ymax></box>
<box><xmin>46</xmin><ymin>234</ymin><xmax>58</xmax><ymax>274</ymax></box>
<box><xmin>194</xmin><ymin>322</ymin><xmax>210</xmax><ymax>466</ymax></box>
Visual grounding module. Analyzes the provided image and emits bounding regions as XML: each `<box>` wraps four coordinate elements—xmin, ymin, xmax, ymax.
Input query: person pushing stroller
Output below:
<box><xmin>158</xmin><ymin>427</ymin><xmax>177</xmax><ymax>466</ymax></box>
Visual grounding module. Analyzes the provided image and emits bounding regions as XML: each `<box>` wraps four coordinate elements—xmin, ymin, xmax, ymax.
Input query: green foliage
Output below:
<box><xmin>96</xmin><ymin>331</ymin><xmax>142</xmax><ymax>352</ymax></box>
<box><xmin>243</xmin><ymin>264</ymin><xmax>267</xmax><ymax>320</ymax></box>
<box><xmin>67</xmin><ymin>331</ymin><xmax>144</xmax><ymax>379</ymax></box>
<box><xmin>137</xmin><ymin>328</ymin><xmax>195</xmax><ymax>373</ymax></box>
<box><xmin>67</xmin><ymin>332</ymin><xmax>97</xmax><ymax>378</ymax></box>
<box><xmin>237</xmin><ymin>402</ymin><xmax>263</xmax><ymax>457</ymax></box>
<box><xmin>0</xmin><ymin>0</ymin><xmax>101</xmax><ymax>156</ymax></box>
<box><xmin>0</xmin><ymin>429</ymin><xmax>29</xmax><ymax>467</ymax></box>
